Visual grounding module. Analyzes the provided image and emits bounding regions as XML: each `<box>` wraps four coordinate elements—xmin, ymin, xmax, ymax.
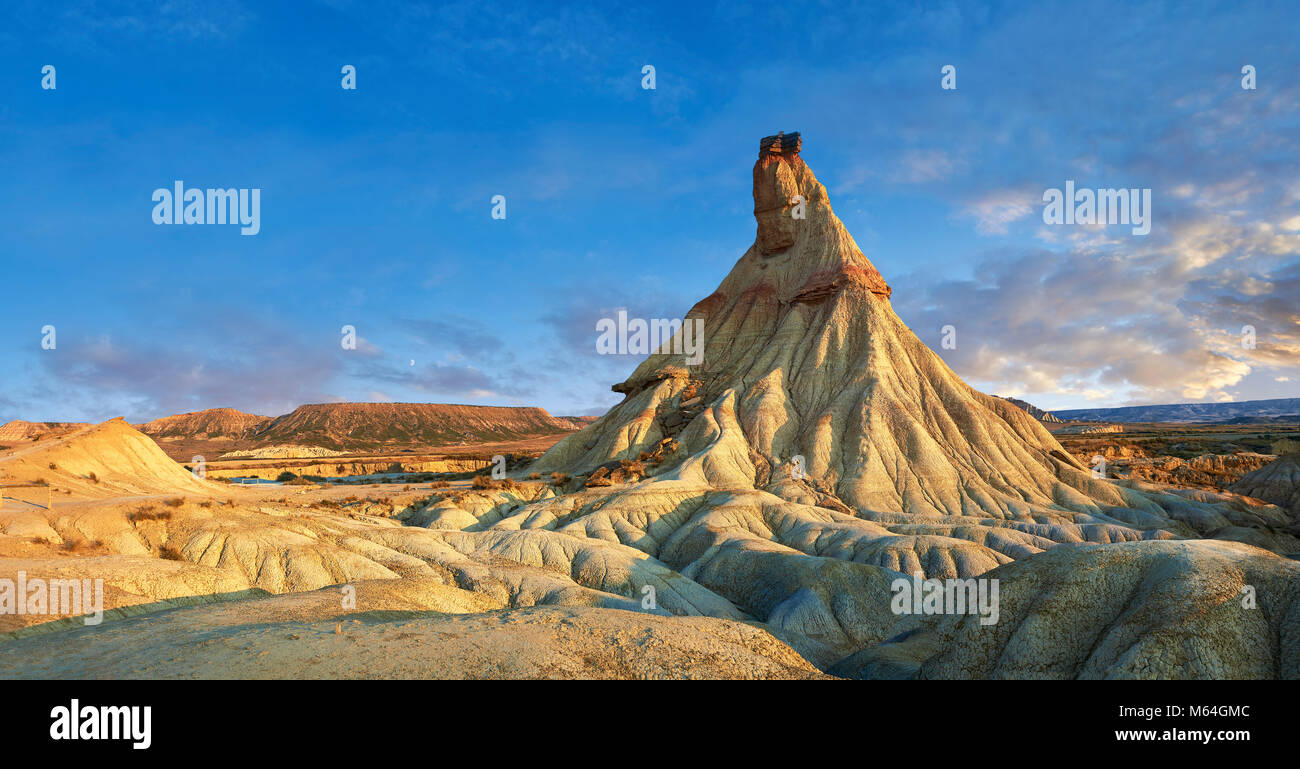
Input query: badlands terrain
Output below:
<box><xmin>2</xmin><ymin>139</ymin><xmax>1298</xmax><ymax>679</ymax></box>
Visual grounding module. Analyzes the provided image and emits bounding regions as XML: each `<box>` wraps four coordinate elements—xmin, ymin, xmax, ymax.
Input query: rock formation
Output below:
<box><xmin>998</xmin><ymin>396</ymin><xmax>1063</xmax><ymax>423</ymax></box>
<box><xmin>255</xmin><ymin>403</ymin><xmax>586</xmax><ymax>450</ymax></box>
<box><xmin>136</xmin><ymin>408</ymin><xmax>271</xmax><ymax>440</ymax></box>
<box><xmin>833</xmin><ymin>540</ymin><xmax>1300</xmax><ymax>679</ymax></box>
<box><xmin>218</xmin><ymin>444</ymin><xmax>349</xmax><ymax>460</ymax></box>
<box><xmin>527</xmin><ymin>136</ymin><xmax>1291</xmax><ymax>550</ymax></box>
<box><xmin>4</xmin><ymin>135</ymin><xmax>1298</xmax><ymax>680</ymax></box>
<box><xmin>1231</xmin><ymin>453</ymin><xmax>1300</xmax><ymax>518</ymax></box>
<box><xmin>1108</xmin><ymin>452</ymin><xmax>1276</xmax><ymax>492</ymax></box>
<box><xmin>0</xmin><ymin>420</ymin><xmax>90</xmax><ymax>442</ymax></box>
<box><xmin>1054</xmin><ymin>423</ymin><xmax>1125</xmax><ymax>434</ymax></box>
<box><xmin>0</xmin><ymin>419</ymin><xmax>212</xmax><ymax>496</ymax></box>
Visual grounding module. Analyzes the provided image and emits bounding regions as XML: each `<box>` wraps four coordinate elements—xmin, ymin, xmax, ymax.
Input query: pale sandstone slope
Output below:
<box><xmin>0</xmin><ymin>418</ymin><xmax>213</xmax><ymax>496</ymax></box>
<box><xmin>526</xmin><ymin>137</ymin><xmax>1297</xmax><ymax>564</ymax></box>
<box><xmin>833</xmin><ymin>539</ymin><xmax>1300</xmax><ymax>680</ymax></box>
<box><xmin>0</xmin><ymin>596</ymin><xmax>826</xmax><ymax>680</ymax></box>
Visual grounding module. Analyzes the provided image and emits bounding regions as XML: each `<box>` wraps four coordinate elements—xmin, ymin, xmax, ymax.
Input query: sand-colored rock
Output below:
<box><xmin>3</xmin><ymin>136</ymin><xmax>1297</xmax><ymax>680</ymax></box>
<box><xmin>832</xmin><ymin>540</ymin><xmax>1300</xmax><ymax>679</ymax></box>
<box><xmin>1231</xmin><ymin>455</ymin><xmax>1300</xmax><ymax>517</ymax></box>
<box><xmin>218</xmin><ymin>444</ymin><xmax>348</xmax><ymax>459</ymax></box>
<box><xmin>0</xmin><ymin>420</ymin><xmax>90</xmax><ymax>442</ymax></box>
<box><xmin>0</xmin><ymin>418</ymin><xmax>214</xmax><ymax>496</ymax></box>
<box><xmin>0</xmin><ymin>590</ymin><xmax>826</xmax><ymax>679</ymax></box>
<box><xmin>1111</xmin><ymin>452</ymin><xmax>1277</xmax><ymax>491</ymax></box>
<box><xmin>136</xmin><ymin>408</ymin><xmax>271</xmax><ymax>440</ymax></box>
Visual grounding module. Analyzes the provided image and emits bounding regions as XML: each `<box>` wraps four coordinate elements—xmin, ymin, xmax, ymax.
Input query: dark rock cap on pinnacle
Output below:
<box><xmin>759</xmin><ymin>131</ymin><xmax>801</xmax><ymax>157</ymax></box>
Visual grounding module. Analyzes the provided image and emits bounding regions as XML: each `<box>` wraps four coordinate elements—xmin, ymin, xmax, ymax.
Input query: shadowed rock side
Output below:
<box><xmin>1230</xmin><ymin>454</ymin><xmax>1300</xmax><ymax>518</ymax></box>
<box><xmin>999</xmin><ymin>396</ymin><xmax>1063</xmax><ymax>423</ymax></box>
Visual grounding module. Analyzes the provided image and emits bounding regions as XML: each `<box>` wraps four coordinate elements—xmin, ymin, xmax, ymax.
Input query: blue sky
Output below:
<box><xmin>1</xmin><ymin>0</ymin><xmax>1297</xmax><ymax>423</ymax></box>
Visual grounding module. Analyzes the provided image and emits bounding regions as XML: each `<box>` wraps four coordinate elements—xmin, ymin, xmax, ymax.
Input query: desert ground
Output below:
<box><xmin>2</xmin><ymin>139</ymin><xmax>1297</xmax><ymax>680</ymax></box>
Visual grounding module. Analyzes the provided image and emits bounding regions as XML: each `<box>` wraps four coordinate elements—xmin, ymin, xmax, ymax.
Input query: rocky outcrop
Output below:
<box><xmin>256</xmin><ymin>403</ymin><xmax>582</xmax><ymax>450</ymax></box>
<box><xmin>833</xmin><ymin>540</ymin><xmax>1300</xmax><ymax>679</ymax></box>
<box><xmin>1108</xmin><ymin>452</ymin><xmax>1277</xmax><ymax>492</ymax></box>
<box><xmin>0</xmin><ymin>419</ymin><xmax>214</xmax><ymax>496</ymax></box>
<box><xmin>1054</xmin><ymin>423</ymin><xmax>1125</xmax><ymax>434</ymax></box>
<box><xmin>999</xmin><ymin>396</ymin><xmax>1063</xmax><ymax>423</ymax></box>
<box><xmin>136</xmin><ymin>408</ymin><xmax>270</xmax><ymax>440</ymax></box>
<box><xmin>0</xmin><ymin>421</ymin><xmax>89</xmax><ymax>442</ymax></box>
<box><xmin>1231</xmin><ymin>455</ymin><xmax>1300</xmax><ymax>518</ymax></box>
<box><xmin>218</xmin><ymin>444</ymin><xmax>348</xmax><ymax>460</ymax></box>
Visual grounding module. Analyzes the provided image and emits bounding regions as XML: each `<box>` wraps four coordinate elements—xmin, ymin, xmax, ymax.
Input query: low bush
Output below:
<box><xmin>128</xmin><ymin>507</ymin><xmax>172</xmax><ymax>522</ymax></box>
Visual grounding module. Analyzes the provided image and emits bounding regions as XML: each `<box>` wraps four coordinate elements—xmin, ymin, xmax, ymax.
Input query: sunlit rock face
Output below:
<box><xmin>6</xmin><ymin>135</ymin><xmax>1299</xmax><ymax>680</ymax></box>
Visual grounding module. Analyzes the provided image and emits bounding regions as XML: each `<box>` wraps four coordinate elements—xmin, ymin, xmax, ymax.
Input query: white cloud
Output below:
<box><xmin>959</xmin><ymin>189</ymin><xmax>1037</xmax><ymax>235</ymax></box>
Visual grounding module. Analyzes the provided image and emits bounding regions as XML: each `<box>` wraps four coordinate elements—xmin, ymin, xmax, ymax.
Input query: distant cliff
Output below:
<box><xmin>998</xmin><ymin>397</ymin><xmax>1063</xmax><ymax>423</ymax></box>
<box><xmin>1054</xmin><ymin>398</ymin><xmax>1300</xmax><ymax>423</ymax></box>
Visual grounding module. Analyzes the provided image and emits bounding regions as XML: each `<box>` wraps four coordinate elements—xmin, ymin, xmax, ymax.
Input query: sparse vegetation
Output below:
<box><xmin>60</xmin><ymin>537</ymin><xmax>102</xmax><ymax>552</ymax></box>
<box><xmin>158</xmin><ymin>545</ymin><xmax>185</xmax><ymax>561</ymax></box>
<box><xmin>128</xmin><ymin>507</ymin><xmax>172</xmax><ymax>522</ymax></box>
<box><xmin>161</xmin><ymin>497</ymin><xmax>185</xmax><ymax>507</ymax></box>
<box><xmin>471</xmin><ymin>475</ymin><xmax>523</xmax><ymax>491</ymax></box>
